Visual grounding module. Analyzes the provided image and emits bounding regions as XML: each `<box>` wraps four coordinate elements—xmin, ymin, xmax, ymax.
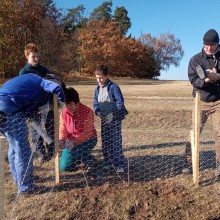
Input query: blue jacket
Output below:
<box><xmin>19</xmin><ymin>63</ymin><xmax>49</xmax><ymax>78</ymax></box>
<box><xmin>94</xmin><ymin>79</ymin><xmax>128</xmax><ymax>120</ymax></box>
<box><xmin>0</xmin><ymin>73</ymin><xmax>65</xmax><ymax>113</ymax></box>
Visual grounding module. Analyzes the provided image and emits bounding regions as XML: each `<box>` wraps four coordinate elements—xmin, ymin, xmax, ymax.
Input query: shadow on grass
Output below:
<box><xmin>123</xmin><ymin>140</ymin><xmax>215</xmax><ymax>151</ymax></box>
<box><xmin>54</xmin><ymin>141</ymin><xmax>217</xmax><ymax>192</ymax></box>
<box><xmin>91</xmin><ymin>141</ymin><xmax>215</xmax><ymax>154</ymax></box>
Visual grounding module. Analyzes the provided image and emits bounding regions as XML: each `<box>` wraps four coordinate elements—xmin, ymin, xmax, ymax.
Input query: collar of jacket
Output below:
<box><xmin>101</xmin><ymin>79</ymin><xmax>111</xmax><ymax>88</ymax></box>
<box><xmin>26</xmin><ymin>63</ymin><xmax>39</xmax><ymax>69</ymax></box>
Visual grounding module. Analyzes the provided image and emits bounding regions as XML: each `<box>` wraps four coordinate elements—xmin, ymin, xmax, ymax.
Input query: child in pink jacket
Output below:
<box><xmin>59</xmin><ymin>87</ymin><xmax>97</xmax><ymax>171</ymax></box>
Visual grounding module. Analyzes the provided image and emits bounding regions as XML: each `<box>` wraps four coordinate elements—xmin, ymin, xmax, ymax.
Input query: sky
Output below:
<box><xmin>53</xmin><ymin>0</ymin><xmax>220</xmax><ymax>80</ymax></box>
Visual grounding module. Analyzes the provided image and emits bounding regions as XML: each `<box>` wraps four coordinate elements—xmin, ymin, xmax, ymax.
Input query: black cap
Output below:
<box><xmin>203</xmin><ymin>29</ymin><xmax>219</xmax><ymax>44</ymax></box>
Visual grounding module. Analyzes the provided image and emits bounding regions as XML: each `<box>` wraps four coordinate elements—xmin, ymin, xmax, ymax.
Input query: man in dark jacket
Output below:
<box><xmin>0</xmin><ymin>73</ymin><xmax>65</xmax><ymax>194</ymax></box>
<box><xmin>185</xmin><ymin>29</ymin><xmax>220</xmax><ymax>178</ymax></box>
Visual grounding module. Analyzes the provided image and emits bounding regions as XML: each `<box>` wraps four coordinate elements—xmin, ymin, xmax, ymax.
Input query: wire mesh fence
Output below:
<box><xmin>0</xmin><ymin>81</ymin><xmax>220</xmax><ymax>220</ymax></box>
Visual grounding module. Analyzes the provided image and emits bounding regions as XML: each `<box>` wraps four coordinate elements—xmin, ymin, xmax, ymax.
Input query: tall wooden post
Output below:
<box><xmin>192</xmin><ymin>92</ymin><xmax>201</xmax><ymax>187</ymax></box>
<box><xmin>0</xmin><ymin>136</ymin><xmax>6</xmax><ymax>220</ymax></box>
<box><xmin>53</xmin><ymin>94</ymin><xmax>60</xmax><ymax>184</ymax></box>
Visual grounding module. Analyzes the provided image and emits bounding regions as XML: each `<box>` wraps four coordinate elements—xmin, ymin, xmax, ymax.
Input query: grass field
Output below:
<box><xmin>2</xmin><ymin>78</ymin><xmax>220</xmax><ymax>220</ymax></box>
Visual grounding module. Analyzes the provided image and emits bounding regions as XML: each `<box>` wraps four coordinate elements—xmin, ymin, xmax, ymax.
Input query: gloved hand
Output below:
<box><xmin>106</xmin><ymin>113</ymin><xmax>114</xmax><ymax>124</ymax></box>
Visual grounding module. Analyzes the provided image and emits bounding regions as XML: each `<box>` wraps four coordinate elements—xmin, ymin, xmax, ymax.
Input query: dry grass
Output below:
<box><xmin>2</xmin><ymin>78</ymin><xmax>220</xmax><ymax>220</ymax></box>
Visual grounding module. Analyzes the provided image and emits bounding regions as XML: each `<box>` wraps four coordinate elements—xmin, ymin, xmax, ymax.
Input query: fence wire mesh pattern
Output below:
<box><xmin>1</xmin><ymin>80</ymin><xmax>220</xmax><ymax>220</ymax></box>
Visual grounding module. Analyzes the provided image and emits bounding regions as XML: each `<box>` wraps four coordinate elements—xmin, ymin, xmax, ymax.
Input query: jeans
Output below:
<box><xmin>31</xmin><ymin>109</ymin><xmax>55</xmax><ymax>157</ymax></box>
<box><xmin>101</xmin><ymin>119</ymin><xmax>125</xmax><ymax>169</ymax></box>
<box><xmin>60</xmin><ymin>138</ymin><xmax>97</xmax><ymax>172</ymax></box>
<box><xmin>0</xmin><ymin>112</ymin><xmax>34</xmax><ymax>193</ymax></box>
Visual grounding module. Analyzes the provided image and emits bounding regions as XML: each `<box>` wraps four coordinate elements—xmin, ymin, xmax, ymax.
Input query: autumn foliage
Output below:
<box><xmin>78</xmin><ymin>19</ymin><xmax>158</xmax><ymax>78</ymax></box>
<box><xmin>0</xmin><ymin>0</ymin><xmax>184</xmax><ymax>79</ymax></box>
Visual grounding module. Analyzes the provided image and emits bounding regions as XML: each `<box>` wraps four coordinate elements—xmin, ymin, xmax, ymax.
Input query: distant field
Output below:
<box><xmin>3</xmin><ymin>79</ymin><xmax>220</xmax><ymax>220</ymax></box>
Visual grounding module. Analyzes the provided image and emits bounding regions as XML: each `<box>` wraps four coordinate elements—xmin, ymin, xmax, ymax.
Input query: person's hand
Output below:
<box><xmin>59</xmin><ymin>140</ymin><xmax>66</xmax><ymax>149</ymax></box>
<box><xmin>96</xmin><ymin>112</ymin><xmax>102</xmax><ymax>118</ymax></box>
<box><xmin>106</xmin><ymin>113</ymin><xmax>114</xmax><ymax>124</ymax></box>
<box><xmin>64</xmin><ymin>140</ymin><xmax>75</xmax><ymax>150</ymax></box>
<box><xmin>206</xmin><ymin>68</ymin><xmax>217</xmax><ymax>74</ymax></box>
<box><xmin>205</xmin><ymin>72</ymin><xmax>220</xmax><ymax>83</ymax></box>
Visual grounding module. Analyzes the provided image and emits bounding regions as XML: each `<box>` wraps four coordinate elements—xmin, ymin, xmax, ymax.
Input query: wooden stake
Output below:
<box><xmin>191</xmin><ymin>129</ymin><xmax>196</xmax><ymax>180</ymax></box>
<box><xmin>192</xmin><ymin>92</ymin><xmax>200</xmax><ymax>187</ymax></box>
<box><xmin>53</xmin><ymin>94</ymin><xmax>60</xmax><ymax>184</ymax></box>
<box><xmin>0</xmin><ymin>136</ymin><xmax>6</xmax><ymax>220</ymax></box>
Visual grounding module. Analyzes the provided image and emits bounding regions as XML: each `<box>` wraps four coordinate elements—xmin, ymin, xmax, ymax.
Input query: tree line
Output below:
<box><xmin>0</xmin><ymin>0</ymin><xmax>184</xmax><ymax>79</ymax></box>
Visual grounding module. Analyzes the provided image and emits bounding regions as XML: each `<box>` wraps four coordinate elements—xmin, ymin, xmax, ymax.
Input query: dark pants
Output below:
<box><xmin>101</xmin><ymin>119</ymin><xmax>125</xmax><ymax>169</ymax></box>
<box><xmin>60</xmin><ymin>138</ymin><xmax>97</xmax><ymax>172</ymax></box>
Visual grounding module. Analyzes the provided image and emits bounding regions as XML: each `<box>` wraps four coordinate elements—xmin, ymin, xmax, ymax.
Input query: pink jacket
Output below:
<box><xmin>59</xmin><ymin>103</ymin><xmax>97</xmax><ymax>146</ymax></box>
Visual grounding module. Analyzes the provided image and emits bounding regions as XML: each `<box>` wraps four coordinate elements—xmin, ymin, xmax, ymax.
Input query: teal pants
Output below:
<box><xmin>60</xmin><ymin>138</ymin><xmax>97</xmax><ymax>171</ymax></box>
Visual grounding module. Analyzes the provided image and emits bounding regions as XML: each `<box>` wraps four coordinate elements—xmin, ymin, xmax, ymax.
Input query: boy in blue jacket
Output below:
<box><xmin>0</xmin><ymin>73</ymin><xmax>65</xmax><ymax>194</ymax></box>
<box><xmin>94</xmin><ymin>65</ymin><xmax>128</xmax><ymax>173</ymax></box>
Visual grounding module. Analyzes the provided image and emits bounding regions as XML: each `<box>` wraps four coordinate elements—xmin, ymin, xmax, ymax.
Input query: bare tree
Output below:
<box><xmin>141</xmin><ymin>33</ymin><xmax>184</xmax><ymax>73</ymax></box>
